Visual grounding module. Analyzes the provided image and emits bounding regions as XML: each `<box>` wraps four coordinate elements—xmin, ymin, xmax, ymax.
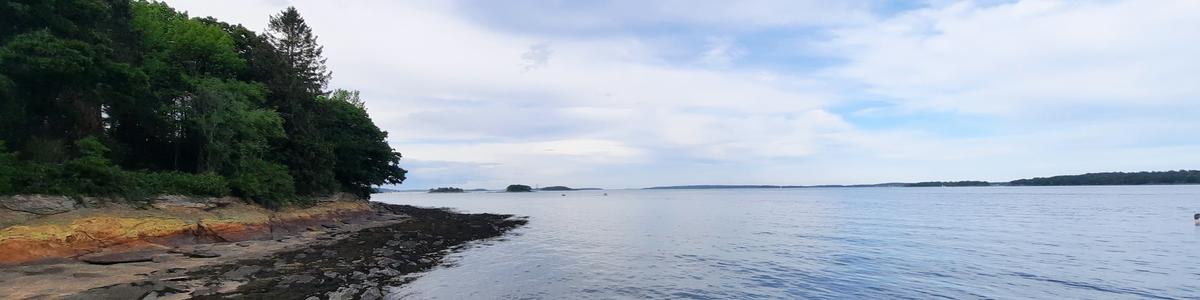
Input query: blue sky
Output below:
<box><xmin>165</xmin><ymin>0</ymin><xmax>1200</xmax><ymax>189</ymax></box>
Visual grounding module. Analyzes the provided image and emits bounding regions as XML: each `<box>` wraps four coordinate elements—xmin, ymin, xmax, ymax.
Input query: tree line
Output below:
<box><xmin>904</xmin><ymin>181</ymin><xmax>991</xmax><ymax>187</ymax></box>
<box><xmin>1009</xmin><ymin>170</ymin><xmax>1200</xmax><ymax>186</ymax></box>
<box><xmin>0</xmin><ymin>1</ymin><xmax>405</xmax><ymax>207</ymax></box>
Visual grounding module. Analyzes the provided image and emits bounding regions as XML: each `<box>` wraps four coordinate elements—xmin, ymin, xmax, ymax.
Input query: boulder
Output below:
<box><xmin>0</xmin><ymin>195</ymin><xmax>76</xmax><ymax>215</ymax></box>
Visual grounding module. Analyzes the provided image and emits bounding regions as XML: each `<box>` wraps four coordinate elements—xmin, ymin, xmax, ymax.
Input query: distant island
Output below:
<box><xmin>644</xmin><ymin>170</ymin><xmax>1200</xmax><ymax>190</ymax></box>
<box><xmin>645</xmin><ymin>183</ymin><xmax>905</xmax><ymax>190</ymax></box>
<box><xmin>539</xmin><ymin>186</ymin><xmax>602</xmax><ymax>191</ymax></box>
<box><xmin>1010</xmin><ymin>170</ymin><xmax>1200</xmax><ymax>186</ymax></box>
<box><xmin>904</xmin><ymin>181</ymin><xmax>993</xmax><ymax>187</ymax></box>
<box><xmin>506</xmin><ymin>185</ymin><xmax>534</xmax><ymax>192</ymax></box>
<box><xmin>428</xmin><ymin>187</ymin><xmax>465</xmax><ymax>193</ymax></box>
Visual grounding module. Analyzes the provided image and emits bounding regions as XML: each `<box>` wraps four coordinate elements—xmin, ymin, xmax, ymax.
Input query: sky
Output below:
<box><xmin>162</xmin><ymin>0</ymin><xmax>1200</xmax><ymax>189</ymax></box>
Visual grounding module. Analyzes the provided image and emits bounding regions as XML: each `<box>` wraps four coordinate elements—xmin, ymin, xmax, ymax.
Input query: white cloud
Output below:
<box><xmin>162</xmin><ymin>0</ymin><xmax>1200</xmax><ymax>188</ymax></box>
<box><xmin>825</xmin><ymin>0</ymin><xmax>1200</xmax><ymax>115</ymax></box>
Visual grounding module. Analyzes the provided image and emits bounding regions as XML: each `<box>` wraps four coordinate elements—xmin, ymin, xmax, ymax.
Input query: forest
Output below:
<box><xmin>904</xmin><ymin>181</ymin><xmax>992</xmax><ymax>187</ymax></box>
<box><xmin>0</xmin><ymin>1</ymin><xmax>406</xmax><ymax>207</ymax></box>
<box><xmin>1009</xmin><ymin>170</ymin><xmax>1200</xmax><ymax>186</ymax></box>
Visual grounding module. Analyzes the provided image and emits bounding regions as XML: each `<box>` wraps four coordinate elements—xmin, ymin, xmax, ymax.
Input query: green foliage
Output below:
<box><xmin>506</xmin><ymin>185</ymin><xmax>533</xmax><ymax>193</ymax></box>
<box><xmin>428</xmin><ymin>187</ymin><xmax>464</xmax><ymax>193</ymax></box>
<box><xmin>1011</xmin><ymin>170</ymin><xmax>1200</xmax><ymax>186</ymax></box>
<box><xmin>132</xmin><ymin>172</ymin><xmax>229</xmax><ymax>197</ymax></box>
<box><xmin>904</xmin><ymin>181</ymin><xmax>991</xmax><ymax>187</ymax></box>
<box><xmin>0</xmin><ymin>2</ymin><xmax>408</xmax><ymax>207</ymax></box>
<box><xmin>62</xmin><ymin>137</ymin><xmax>130</xmax><ymax>196</ymax></box>
<box><xmin>0</xmin><ymin>142</ymin><xmax>17</xmax><ymax>194</ymax></box>
<box><xmin>228</xmin><ymin>159</ymin><xmax>295</xmax><ymax>208</ymax></box>
<box><xmin>318</xmin><ymin>89</ymin><xmax>407</xmax><ymax>197</ymax></box>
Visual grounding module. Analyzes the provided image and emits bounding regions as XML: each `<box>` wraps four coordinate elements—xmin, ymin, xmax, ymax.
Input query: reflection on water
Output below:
<box><xmin>376</xmin><ymin>186</ymin><xmax>1200</xmax><ymax>299</ymax></box>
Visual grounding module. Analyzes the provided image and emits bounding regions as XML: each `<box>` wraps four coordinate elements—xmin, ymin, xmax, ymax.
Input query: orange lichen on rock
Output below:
<box><xmin>0</xmin><ymin>194</ymin><xmax>373</xmax><ymax>264</ymax></box>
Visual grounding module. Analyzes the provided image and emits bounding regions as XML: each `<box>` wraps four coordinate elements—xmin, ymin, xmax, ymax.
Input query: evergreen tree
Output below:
<box><xmin>265</xmin><ymin>6</ymin><xmax>338</xmax><ymax>195</ymax></box>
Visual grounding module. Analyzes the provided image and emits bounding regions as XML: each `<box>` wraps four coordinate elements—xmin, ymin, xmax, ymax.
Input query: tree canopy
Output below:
<box><xmin>0</xmin><ymin>1</ymin><xmax>406</xmax><ymax>207</ymax></box>
<box><xmin>506</xmin><ymin>185</ymin><xmax>533</xmax><ymax>192</ymax></box>
<box><xmin>1010</xmin><ymin>170</ymin><xmax>1200</xmax><ymax>186</ymax></box>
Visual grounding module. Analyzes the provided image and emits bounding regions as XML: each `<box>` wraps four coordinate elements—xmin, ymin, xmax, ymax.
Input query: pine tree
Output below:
<box><xmin>267</xmin><ymin>7</ymin><xmax>330</xmax><ymax>95</ymax></box>
<box><xmin>265</xmin><ymin>6</ymin><xmax>338</xmax><ymax>195</ymax></box>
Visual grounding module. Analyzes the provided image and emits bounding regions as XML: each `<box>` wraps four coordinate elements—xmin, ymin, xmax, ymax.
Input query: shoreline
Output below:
<box><xmin>0</xmin><ymin>202</ymin><xmax>527</xmax><ymax>299</ymax></box>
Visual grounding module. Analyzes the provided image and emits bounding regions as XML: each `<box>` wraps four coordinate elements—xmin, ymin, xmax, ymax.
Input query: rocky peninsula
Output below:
<box><xmin>0</xmin><ymin>195</ymin><xmax>526</xmax><ymax>299</ymax></box>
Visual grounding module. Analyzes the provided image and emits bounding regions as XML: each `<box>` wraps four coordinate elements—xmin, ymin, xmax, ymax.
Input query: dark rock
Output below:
<box><xmin>281</xmin><ymin>274</ymin><xmax>316</xmax><ymax>284</ymax></box>
<box><xmin>63</xmin><ymin>282</ymin><xmax>155</xmax><ymax>300</ymax></box>
<box><xmin>236</xmin><ymin>242</ymin><xmax>251</xmax><ymax>247</ymax></box>
<box><xmin>1</xmin><ymin>195</ymin><xmax>75</xmax><ymax>215</ymax></box>
<box><xmin>80</xmin><ymin>250</ymin><xmax>163</xmax><ymax>265</ymax></box>
<box><xmin>181</xmin><ymin>250</ymin><xmax>220</xmax><ymax>258</ymax></box>
<box><xmin>221</xmin><ymin>265</ymin><xmax>262</xmax><ymax>281</ymax></box>
<box><xmin>359</xmin><ymin>287</ymin><xmax>383</xmax><ymax>300</ymax></box>
<box><xmin>321</xmin><ymin>224</ymin><xmax>339</xmax><ymax>229</ymax></box>
<box><xmin>150</xmin><ymin>254</ymin><xmax>172</xmax><ymax>263</ymax></box>
<box><xmin>22</xmin><ymin>266</ymin><xmax>65</xmax><ymax>275</ymax></box>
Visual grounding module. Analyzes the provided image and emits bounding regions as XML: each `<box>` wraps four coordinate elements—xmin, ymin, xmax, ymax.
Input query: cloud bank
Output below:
<box><xmin>163</xmin><ymin>0</ymin><xmax>1200</xmax><ymax>189</ymax></box>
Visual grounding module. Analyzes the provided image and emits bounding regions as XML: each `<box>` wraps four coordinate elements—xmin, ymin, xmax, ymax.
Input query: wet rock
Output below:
<box><xmin>220</xmin><ymin>265</ymin><xmax>262</xmax><ymax>281</ymax></box>
<box><xmin>80</xmin><ymin>250</ymin><xmax>163</xmax><ymax>265</ymax></box>
<box><xmin>150</xmin><ymin>254</ymin><xmax>174</xmax><ymax>263</ymax></box>
<box><xmin>1</xmin><ymin>195</ymin><xmax>75</xmax><ymax>215</ymax></box>
<box><xmin>359</xmin><ymin>287</ymin><xmax>383</xmax><ymax>300</ymax></box>
<box><xmin>321</xmin><ymin>250</ymin><xmax>338</xmax><ymax>258</ymax></box>
<box><xmin>72</xmin><ymin>272</ymin><xmax>105</xmax><ymax>278</ymax></box>
<box><xmin>65</xmin><ymin>280</ymin><xmax>186</xmax><ymax>300</ymax></box>
<box><xmin>327</xmin><ymin>285</ymin><xmax>360</xmax><ymax>300</ymax></box>
<box><xmin>176</xmin><ymin>249</ymin><xmax>220</xmax><ymax>258</ymax></box>
<box><xmin>280</xmin><ymin>274</ymin><xmax>316</xmax><ymax>284</ymax></box>
<box><xmin>21</xmin><ymin>266</ymin><xmax>65</xmax><ymax>275</ymax></box>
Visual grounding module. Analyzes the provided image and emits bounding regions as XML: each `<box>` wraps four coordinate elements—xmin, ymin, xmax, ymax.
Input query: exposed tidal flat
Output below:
<box><xmin>383</xmin><ymin>186</ymin><xmax>1200</xmax><ymax>299</ymax></box>
<box><xmin>0</xmin><ymin>199</ymin><xmax>526</xmax><ymax>299</ymax></box>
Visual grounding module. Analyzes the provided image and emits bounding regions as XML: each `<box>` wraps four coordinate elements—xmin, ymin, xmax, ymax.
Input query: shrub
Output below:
<box><xmin>132</xmin><ymin>171</ymin><xmax>230</xmax><ymax>197</ymax></box>
<box><xmin>62</xmin><ymin>137</ymin><xmax>130</xmax><ymax>196</ymax></box>
<box><xmin>0</xmin><ymin>142</ymin><xmax>16</xmax><ymax>194</ymax></box>
<box><xmin>229</xmin><ymin>159</ymin><xmax>296</xmax><ymax>208</ymax></box>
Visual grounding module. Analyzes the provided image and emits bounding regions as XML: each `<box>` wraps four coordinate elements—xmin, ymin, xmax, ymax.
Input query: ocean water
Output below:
<box><xmin>375</xmin><ymin>186</ymin><xmax>1200</xmax><ymax>299</ymax></box>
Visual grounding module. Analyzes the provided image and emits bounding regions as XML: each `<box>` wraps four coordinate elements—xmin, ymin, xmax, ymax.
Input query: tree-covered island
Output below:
<box><xmin>428</xmin><ymin>187</ymin><xmax>465</xmax><ymax>193</ymax></box>
<box><xmin>506</xmin><ymin>185</ymin><xmax>533</xmax><ymax>192</ymax></box>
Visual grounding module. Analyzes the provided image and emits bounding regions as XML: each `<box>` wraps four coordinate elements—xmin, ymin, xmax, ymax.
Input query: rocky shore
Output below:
<box><xmin>0</xmin><ymin>199</ymin><xmax>527</xmax><ymax>299</ymax></box>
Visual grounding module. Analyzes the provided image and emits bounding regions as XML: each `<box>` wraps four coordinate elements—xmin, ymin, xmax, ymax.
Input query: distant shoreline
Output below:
<box><xmin>644</xmin><ymin>170</ymin><xmax>1200</xmax><ymax>190</ymax></box>
<box><xmin>643</xmin><ymin>183</ymin><xmax>1200</xmax><ymax>190</ymax></box>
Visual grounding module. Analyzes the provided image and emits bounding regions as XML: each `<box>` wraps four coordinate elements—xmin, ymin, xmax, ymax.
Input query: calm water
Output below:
<box><xmin>375</xmin><ymin>186</ymin><xmax>1200</xmax><ymax>299</ymax></box>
